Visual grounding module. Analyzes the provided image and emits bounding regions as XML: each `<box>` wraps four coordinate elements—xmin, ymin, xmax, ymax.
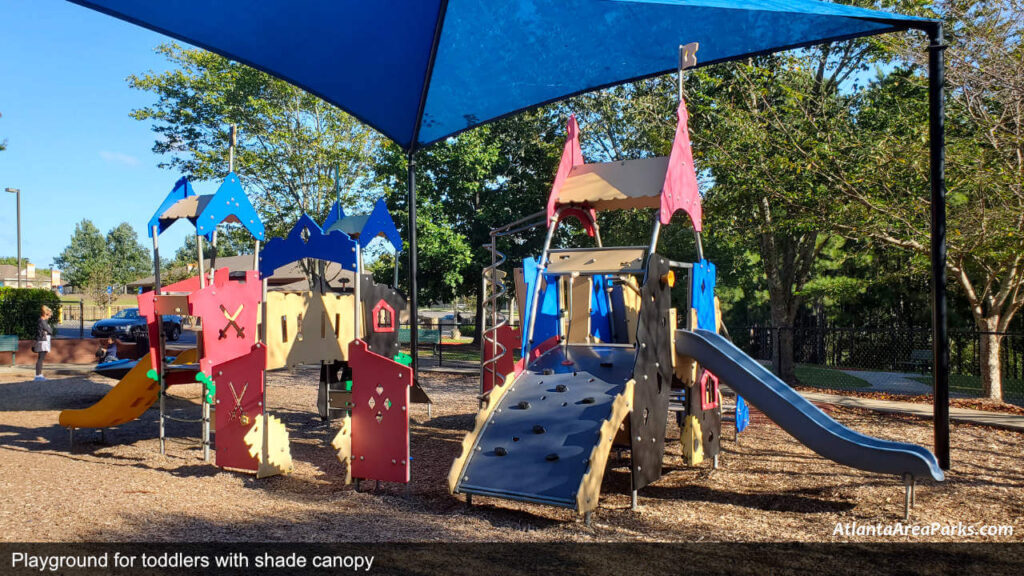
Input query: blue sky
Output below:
<box><xmin>0</xmin><ymin>0</ymin><xmax>203</xmax><ymax>269</ymax></box>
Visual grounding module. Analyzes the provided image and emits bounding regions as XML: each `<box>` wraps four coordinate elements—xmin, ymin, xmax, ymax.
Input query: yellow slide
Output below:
<box><xmin>59</xmin><ymin>350</ymin><xmax>197</xmax><ymax>429</ymax></box>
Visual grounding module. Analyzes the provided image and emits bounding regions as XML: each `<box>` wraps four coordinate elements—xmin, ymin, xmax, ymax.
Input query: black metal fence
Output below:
<box><xmin>398</xmin><ymin>323</ymin><xmax>483</xmax><ymax>369</ymax></box>
<box><xmin>737</xmin><ymin>326</ymin><xmax>1024</xmax><ymax>405</ymax></box>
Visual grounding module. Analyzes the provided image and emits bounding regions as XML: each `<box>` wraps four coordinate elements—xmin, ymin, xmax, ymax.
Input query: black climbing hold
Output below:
<box><xmin>545</xmin><ymin>453</ymin><xmax>559</xmax><ymax>461</ymax></box>
<box><xmin>543</xmin><ymin>369</ymin><xmax>554</xmax><ymax>375</ymax></box>
<box><xmin>517</xmin><ymin>401</ymin><xmax>530</xmax><ymax>410</ymax></box>
<box><xmin>562</xmin><ymin>402</ymin><xmax>568</xmax><ymax>407</ymax></box>
<box><xmin>600</xmin><ymin>361</ymin><xmax>613</xmax><ymax>368</ymax></box>
<box><xmin>512</xmin><ymin>436</ymin><xmax>520</xmax><ymax>442</ymax></box>
<box><xmin>495</xmin><ymin>447</ymin><xmax>507</xmax><ymax>456</ymax></box>
<box><xmin>533</xmin><ymin>425</ymin><xmax>545</xmax><ymax>434</ymax></box>
<box><xmin>555</xmin><ymin>384</ymin><xmax>568</xmax><ymax>393</ymax></box>
<box><xmin>581</xmin><ymin>397</ymin><xmax>595</xmax><ymax>404</ymax></box>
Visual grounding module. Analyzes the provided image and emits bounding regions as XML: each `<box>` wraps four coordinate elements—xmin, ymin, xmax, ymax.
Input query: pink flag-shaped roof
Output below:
<box><xmin>661</xmin><ymin>99</ymin><xmax>703</xmax><ymax>231</ymax></box>
<box><xmin>546</xmin><ymin>116</ymin><xmax>596</xmax><ymax>236</ymax></box>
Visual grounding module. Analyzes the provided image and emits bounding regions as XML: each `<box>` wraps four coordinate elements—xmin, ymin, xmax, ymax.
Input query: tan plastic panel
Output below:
<box><xmin>264</xmin><ymin>291</ymin><xmax>356</xmax><ymax>369</ymax></box>
<box><xmin>567</xmin><ymin>276</ymin><xmax>592</xmax><ymax>343</ymax></box>
<box><xmin>546</xmin><ymin>248</ymin><xmax>646</xmax><ymax>275</ymax></box>
<box><xmin>557</xmin><ymin>156</ymin><xmax>669</xmax><ymax>211</ymax></box>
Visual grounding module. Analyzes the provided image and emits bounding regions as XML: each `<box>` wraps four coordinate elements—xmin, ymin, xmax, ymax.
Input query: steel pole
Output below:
<box><xmin>15</xmin><ymin>189</ymin><xmax>21</xmax><ymax>289</ymax></box>
<box><xmin>928</xmin><ymin>24</ymin><xmax>950</xmax><ymax>470</ymax></box>
<box><xmin>407</xmin><ymin>153</ymin><xmax>419</xmax><ymax>376</ymax></box>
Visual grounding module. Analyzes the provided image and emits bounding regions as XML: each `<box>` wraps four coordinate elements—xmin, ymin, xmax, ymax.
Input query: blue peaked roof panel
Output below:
<box><xmin>258</xmin><ymin>214</ymin><xmax>358</xmax><ymax>277</ymax></box>
<box><xmin>195</xmin><ymin>172</ymin><xmax>265</xmax><ymax>241</ymax></box>
<box><xmin>148</xmin><ymin>176</ymin><xmax>195</xmax><ymax>238</ymax></box>
<box><xmin>67</xmin><ymin>0</ymin><xmax>933</xmax><ymax>150</ymax></box>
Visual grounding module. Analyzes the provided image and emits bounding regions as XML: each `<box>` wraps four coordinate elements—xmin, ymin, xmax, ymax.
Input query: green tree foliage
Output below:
<box><xmin>374</xmin><ymin>112</ymin><xmax>562</xmax><ymax>336</ymax></box>
<box><xmin>0</xmin><ymin>257</ymin><xmax>31</xmax><ymax>266</ymax></box>
<box><xmin>808</xmin><ymin>0</ymin><xmax>1024</xmax><ymax>399</ymax></box>
<box><xmin>129</xmin><ymin>43</ymin><xmax>378</xmax><ymax>236</ymax></box>
<box><xmin>53</xmin><ymin>220</ymin><xmax>109</xmax><ymax>290</ymax></box>
<box><xmin>105</xmin><ymin>223</ymin><xmax>152</xmax><ymax>286</ymax></box>
<box><xmin>53</xmin><ymin>220</ymin><xmax>151</xmax><ymax>304</ymax></box>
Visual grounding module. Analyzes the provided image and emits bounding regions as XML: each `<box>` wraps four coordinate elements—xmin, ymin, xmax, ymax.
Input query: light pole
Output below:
<box><xmin>4</xmin><ymin>188</ymin><xmax>21</xmax><ymax>289</ymax></box>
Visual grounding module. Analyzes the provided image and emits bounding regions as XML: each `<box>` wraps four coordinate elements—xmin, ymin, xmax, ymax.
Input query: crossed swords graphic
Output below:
<box><xmin>228</xmin><ymin>381</ymin><xmax>250</xmax><ymax>426</ymax></box>
<box><xmin>218</xmin><ymin>304</ymin><xmax>245</xmax><ymax>339</ymax></box>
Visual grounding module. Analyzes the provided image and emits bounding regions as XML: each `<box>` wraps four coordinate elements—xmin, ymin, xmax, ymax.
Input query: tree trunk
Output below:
<box><xmin>978</xmin><ymin>318</ymin><xmax>1003</xmax><ymax>401</ymax></box>
<box><xmin>769</xmin><ymin>300</ymin><xmax>798</xmax><ymax>384</ymax></box>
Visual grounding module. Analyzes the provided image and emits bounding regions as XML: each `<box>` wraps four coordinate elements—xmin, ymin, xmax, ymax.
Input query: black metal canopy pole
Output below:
<box><xmin>407</xmin><ymin>153</ymin><xmax>420</xmax><ymax>376</ymax></box>
<box><xmin>928</xmin><ymin>23</ymin><xmax>950</xmax><ymax>470</ymax></box>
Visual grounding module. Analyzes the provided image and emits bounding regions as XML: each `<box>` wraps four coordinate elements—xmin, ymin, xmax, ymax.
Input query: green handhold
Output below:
<box><xmin>146</xmin><ymin>369</ymin><xmax>159</xmax><ymax>382</ymax></box>
<box><xmin>393</xmin><ymin>352</ymin><xmax>412</xmax><ymax>367</ymax></box>
<box><xmin>344</xmin><ymin>380</ymin><xmax>353</xmax><ymax>391</ymax></box>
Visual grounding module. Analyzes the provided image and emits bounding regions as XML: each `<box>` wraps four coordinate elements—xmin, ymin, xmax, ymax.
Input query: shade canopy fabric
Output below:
<box><xmin>68</xmin><ymin>0</ymin><xmax>933</xmax><ymax>151</ymax></box>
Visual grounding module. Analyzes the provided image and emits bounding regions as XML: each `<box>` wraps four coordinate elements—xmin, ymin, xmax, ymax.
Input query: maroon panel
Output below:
<box><xmin>482</xmin><ymin>324</ymin><xmax>521</xmax><ymax>393</ymax></box>
<box><xmin>212</xmin><ymin>345</ymin><xmax>265</xmax><ymax>472</ymax></box>
<box><xmin>348</xmin><ymin>340</ymin><xmax>411</xmax><ymax>483</ymax></box>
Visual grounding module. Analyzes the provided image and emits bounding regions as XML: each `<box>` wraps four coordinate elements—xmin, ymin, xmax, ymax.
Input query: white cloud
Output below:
<box><xmin>98</xmin><ymin>150</ymin><xmax>140</xmax><ymax>167</ymax></box>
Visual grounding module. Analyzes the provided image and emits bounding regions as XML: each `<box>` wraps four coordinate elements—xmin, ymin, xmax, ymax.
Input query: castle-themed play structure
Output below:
<box><xmin>56</xmin><ymin>98</ymin><xmax>942</xmax><ymax>522</ymax></box>
<box><xmin>58</xmin><ymin>172</ymin><xmax>426</xmax><ymax>484</ymax></box>
<box><xmin>449</xmin><ymin>99</ymin><xmax>944</xmax><ymax>523</ymax></box>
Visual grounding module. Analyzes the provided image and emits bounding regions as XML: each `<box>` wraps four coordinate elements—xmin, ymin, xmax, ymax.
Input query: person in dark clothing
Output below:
<box><xmin>35</xmin><ymin>305</ymin><xmax>53</xmax><ymax>380</ymax></box>
<box><xmin>96</xmin><ymin>337</ymin><xmax>118</xmax><ymax>363</ymax></box>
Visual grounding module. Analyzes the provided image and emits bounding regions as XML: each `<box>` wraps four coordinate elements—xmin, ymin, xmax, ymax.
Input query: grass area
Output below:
<box><xmin>910</xmin><ymin>373</ymin><xmax>1024</xmax><ymax>405</ymax></box>
<box><xmin>794</xmin><ymin>363</ymin><xmax>871</xmax><ymax>390</ymax></box>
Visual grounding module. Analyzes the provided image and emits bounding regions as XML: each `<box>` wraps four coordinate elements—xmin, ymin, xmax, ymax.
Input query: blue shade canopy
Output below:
<box><xmin>68</xmin><ymin>0</ymin><xmax>933</xmax><ymax>151</ymax></box>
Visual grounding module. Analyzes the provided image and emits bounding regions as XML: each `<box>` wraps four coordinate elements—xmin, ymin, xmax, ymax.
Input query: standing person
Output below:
<box><xmin>35</xmin><ymin>305</ymin><xmax>54</xmax><ymax>381</ymax></box>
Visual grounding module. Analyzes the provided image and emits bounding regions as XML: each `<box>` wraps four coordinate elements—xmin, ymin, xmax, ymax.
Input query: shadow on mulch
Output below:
<box><xmin>0</xmin><ymin>376</ymin><xmax>113</xmax><ymax>411</ymax></box>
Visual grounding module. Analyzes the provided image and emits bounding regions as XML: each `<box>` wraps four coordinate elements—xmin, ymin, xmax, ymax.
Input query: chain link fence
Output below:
<box><xmin>737</xmin><ymin>326</ymin><xmax>1024</xmax><ymax>406</ymax></box>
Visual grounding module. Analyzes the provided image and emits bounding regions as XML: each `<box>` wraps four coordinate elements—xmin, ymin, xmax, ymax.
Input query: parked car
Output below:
<box><xmin>91</xmin><ymin>308</ymin><xmax>182</xmax><ymax>341</ymax></box>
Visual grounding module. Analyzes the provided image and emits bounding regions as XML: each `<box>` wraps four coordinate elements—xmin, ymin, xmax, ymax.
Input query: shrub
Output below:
<box><xmin>0</xmin><ymin>287</ymin><xmax>62</xmax><ymax>340</ymax></box>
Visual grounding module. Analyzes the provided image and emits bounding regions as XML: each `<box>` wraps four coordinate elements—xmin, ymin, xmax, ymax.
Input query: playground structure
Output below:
<box><xmin>59</xmin><ymin>172</ymin><xmax>423</xmax><ymax>485</ymax></box>
<box><xmin>451</xmin><ymin>98</ymin><xmax>944</xmax><ymax>523</ymax></box>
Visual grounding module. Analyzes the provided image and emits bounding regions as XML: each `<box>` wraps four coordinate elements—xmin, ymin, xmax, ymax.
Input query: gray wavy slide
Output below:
<box><xmin>676</xmin><ymin>329</ymin><xmax>944</xmax><ymax>482</ymax></box>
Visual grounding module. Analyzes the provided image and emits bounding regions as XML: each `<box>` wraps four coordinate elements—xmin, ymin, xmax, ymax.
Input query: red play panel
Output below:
<box><xmin>482</xmin><ymin>324</ymin><xmax>521</xmax><ymax>393</ymax></box>
<box><xmin>212</xmin><ymin>345</ymin><xmax>265</xmax><ymax>472</ymax></box>
<box><xmin>348</xmin><ymin>340</ymin><xmax>411</xmax><ymax>483</ymax></box>
<box><xmin>188</xmin><ymin>270</ymin><xmax>261</xmax><ymax>373</ymax></box>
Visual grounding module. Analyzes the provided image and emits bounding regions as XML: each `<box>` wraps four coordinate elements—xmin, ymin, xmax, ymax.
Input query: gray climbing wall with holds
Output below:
<box><xmin>451</xmin><ymin>345</ymin><xmax>634</xmax><ymax>509</ymax></box>
<box><xmin>628</xmin><ymin>254</ymin><xmax>673</xmax><ymax>491</ymax></box>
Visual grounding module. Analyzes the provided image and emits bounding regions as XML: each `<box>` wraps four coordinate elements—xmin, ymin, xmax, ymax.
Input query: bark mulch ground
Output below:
<box><xmin>1</xmin><ymin>369</ymin><xmax>1020</xmax><ymax>542</ymax></box>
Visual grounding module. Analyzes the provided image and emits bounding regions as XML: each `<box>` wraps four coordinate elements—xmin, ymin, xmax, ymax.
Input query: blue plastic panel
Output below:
<box><xmin>691</xmin><ymin>259</ymin><xmax>717</xmax><ymax>331</ymax></box>
<box><xmin>258</xmin><ymin>214</ymin><xmax>358</xmax><ymax>277</ymax></box>
<box><xmin>147</xmin><ymin>176</ymin><xmax>194</xmax><ymax>238</ymax></box>
<box><xmin>521</xmin><ymin>256</ymin><xmax>560</xmax><ymax>350</ymax></box>
<box><xmin>195</xmin><ymin>172</ymin><xmax>265</xmax><ymax>241</ymax></box>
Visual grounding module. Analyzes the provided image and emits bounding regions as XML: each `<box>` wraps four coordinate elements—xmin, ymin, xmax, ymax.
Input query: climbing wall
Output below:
<box><xmin>348</xmin><ymin>340</ymin><xmax>412</xmax><ymax>483</ymax></box>
<box><xmin>450</xmin><ymin>345</ymin><xmax>634</xmax><ymax>512</ymax></box>
<box><xmin>628</xmin><ymin>254</ymin><xmax>674</xmax><ymax>491</ymax></box>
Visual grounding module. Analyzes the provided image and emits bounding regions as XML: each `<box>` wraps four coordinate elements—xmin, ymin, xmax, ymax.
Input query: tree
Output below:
<box><xmin>105</xmin><ymin>223</ymin><xmax>152</xmax><ymax>287</ymax></box>
<box><xmin>53</xmin><ymin>220</ymin><xmax>110</xmax><ymax>301</ymax></box>
<box><xmin>0</xmin><ymin>257</ymin><xmax>30</xmax><ymax>266</ymax></box>
<box><xmin>130</xmin><ymin>43</ymin><xmax>380</xmax><ymax>287</ymax></box>
<box><xmin>811</xmin><ymin>0</ymin><xmax>1024</xmax><ymax>400</ymax></box>
<box><xmin>374</xmin><ymin>111</ymin><xmax>563</xmax><ymax>339</ymax></box>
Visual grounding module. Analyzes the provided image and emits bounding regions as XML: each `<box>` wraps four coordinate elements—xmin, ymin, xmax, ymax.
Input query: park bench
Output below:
<box><xmin>898</xmin><ymin>349</ymin><xmax>932</xmax><ymax>374</ymax></box>
<box><xmin>0</xmin><ymin>334</ymin><xmax>18</xmax><ymax>366</ymax></box>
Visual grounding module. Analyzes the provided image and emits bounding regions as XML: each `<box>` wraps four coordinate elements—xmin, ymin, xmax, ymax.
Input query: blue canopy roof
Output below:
<box><xmin>68</xmin><ymin>0</ymin><xmax>933</xmax><ymax>151</ymax></box>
